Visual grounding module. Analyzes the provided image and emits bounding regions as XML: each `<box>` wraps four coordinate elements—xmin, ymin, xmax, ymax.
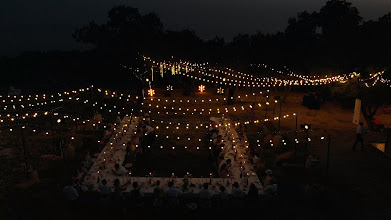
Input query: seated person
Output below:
<box><xmin>219</xmin><ymin>186</ymin><xmax>229</xmax><ymax>200</ymax></box>
<box><xmin>247</xmin><ymin>183</ymin><xmax>259</xmax><ymax>205</ymax></box>
<box><xmin>129</xmin><ymin>182</ymin><xmax>144</xmax><ymax>207</ymax></box>
<box><xmin>104</xmin><ymin>129</ymin><xmax>110</xmax><ymax>137</ymax></box>
<box><xmin>264</xmin><ymin>179</ymin><xmax>278</xmax><ymax>197</ymax></box>
<box><xmin>232</xmin><ymin>182</ymin><xmax>245</xmax><ymax>199</ymax></box>
<box><xmin>212</xmin><ymin>135</ymin><xmax>225</xmax><ymax>158</ymax></box>
<box><xmin>112</xmin><ymin>179</ymin><xmax>128</xmax><ymax>201</ymax></box>
<box><xmin>153</xmin><ymin>180</ymin><xmax>164</xmax><ymax>207</ymax></box>
<box><xmin>124</xmin><ymin>146</ymin><xmax>135</xmax><ymax>164</ymax></box>
<box><xmin>136</xmin><ymin>128</ymin><xmax>144</xmax><ymax>141</ymax></box>
<box><xmin>143</xmin><ymin>125</ymin><xmax>155</xmax><ymax>146</ymax></box>
<box><xmin>209</xmin><ymin>122</ymin><xmax>217</xmax><ymax>132</ymax></box>
<box><xmin>130</xmin><ymin>134</ymin><xmax>140</xmax><ymax>148</ymax></box>
<box><xmin>218</xmin><ymin>159</ymin><xmax>232</xmax><ymax>172</ymax></box>
<box><xmin>219</xmin><ymin>163</ymin><xmax>230</xmax><ymax>178</ymax></box>
<box><xmin>211</xmin><ymin>130</ymin><xmax>219</xmax><ymax>140</ymax></box>
<box><xmin>199</xmin><ymin>183</ymin><xmax>212</xmax><ymax>200</ymax></box>
<box><xmin>213</xmin><ymin>135</ymin><xmax>225</xmax><ymax>147</ymax></box>
<box><xmin>78</xmin><ymin>184</ymin><xmax>99</xmax><ymax>202</ymax></box>
<box><xmin>213</xmin><ymin>148</ymin><xmax>223</xmax><ymax>160</ymax></box>
<box><xmin>208</xmin><ymin>122</ymin><xmax>219</xmax><ymax>137</ymax></box>
<box><xmin>250</xmin><ymin>152</ymin><xmax>261</xmax><ymax>165</ymax></box>
<box><xmin>216</xmin><ymin>155</ymin><xmax>225</xmax><ymax>166</ymax></box>
<box><xmin>153</xmin><ymin>180</ymin><xmax>164</xmax><ymax>199</ymax></box>
<box><xmin>165</xmin><ymin>181</ymin><xmax>183</xmax><ymax>198</ymax></box>
<box><xmin>199</xmin><ymin>183</ymin><xmax>213</xmax><ymax>208</ymax></box>
<box><xmin>63</xmin><ymin>182</ymin><xmax>79</xmax><ymax>201</ymax></box>
<box><xmin>145</xmin><ymin>125</ymin><xmax>155</xmax><ymax>135</ymax></box>
<box><xmin>144</xmin><ymin>113</ymin><xmax>151</xmax><ymax>124</ymax></box>
<box><xmin>138</xmin><ymin>117</ymin><xmax>144</xmax><ymax>127</ymax></box>
<box><xmin>99</xmin><ymin>179</ymin><xmax>112</xmax><ymax>197</ymax></box>
<box><xmin>263</xmin><ymin>169</ymin><xmax>275</xmax><ymax>187</ymax></box>
<box><xmin>112</xmin><ymin>163</ymin><xmax>128</xmax><ymax>176</ymax></box>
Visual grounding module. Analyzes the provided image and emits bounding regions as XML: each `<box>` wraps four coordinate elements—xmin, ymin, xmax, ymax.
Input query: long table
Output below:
<box><xmin>83</xmin><ymin>116</ymin><xmax>137</xmax><ymax>189</ymax></box>
<box><xmin>82</xmin><ymin>116</ymin><xmax>263</xmax><ymax>195</ymax></box>
<box><xmin>210</xmin><ymin>117</ymin><xmax>262</xmax><ymax>189</ymax></box>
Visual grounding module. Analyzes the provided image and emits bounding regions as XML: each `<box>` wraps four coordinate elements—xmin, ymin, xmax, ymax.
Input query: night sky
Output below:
<box><xmin>1</xmin><ymin>0</ymin><xmax>391</xmax><ymax>56</ymax></box>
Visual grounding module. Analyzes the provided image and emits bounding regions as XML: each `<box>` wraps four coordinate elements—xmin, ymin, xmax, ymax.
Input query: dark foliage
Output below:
<box><xmin>1</xmin><ymin>1</ymin><xmax>391</xmax><ymax>92</ymax></box>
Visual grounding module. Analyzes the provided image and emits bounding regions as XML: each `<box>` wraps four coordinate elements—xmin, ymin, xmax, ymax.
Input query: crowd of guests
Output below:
<box><xmin>207</xmin><ymin>121</ymin><xmax>269</xmax><ymax>179</ymax></box>
<box><xmin>62</xmin><ymin>116</ymin><xmax>278</xmax><ymax>210</ymax></box>
<box><xmin>206</xmin><ymin>120</ymin><xmax>278</xmax><ymax>201</ymax></box>
<box><xmin>67</xmin><ymin>113</ymin><xmax>156</xmax><ymax>201</ymax></box>
<box><xmin>63</xmin><ymin>177</ymin><xmax>277</xmax><ymax>210</ymax></box>
<box><xmin>123</xmin><ymin>113</ymin><xmax>155</xmax><ymax>165</ymax></box>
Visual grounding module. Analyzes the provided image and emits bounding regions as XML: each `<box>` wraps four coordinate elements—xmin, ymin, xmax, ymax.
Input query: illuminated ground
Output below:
<box><xmin>2</xmin><ymin>87</ymin><xmax>391</xmax><ymax>219</ymax></box>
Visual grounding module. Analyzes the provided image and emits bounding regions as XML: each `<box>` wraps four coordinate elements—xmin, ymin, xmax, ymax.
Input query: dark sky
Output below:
<box><xmin>1</xmin><ymin>0</ymin><xmax>391</xmax><ymax>56</ymax></box>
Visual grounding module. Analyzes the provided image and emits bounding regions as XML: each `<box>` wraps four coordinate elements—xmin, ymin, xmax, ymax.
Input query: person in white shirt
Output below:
<box><xmin>165</xmin><ymin>181</ymin><xmax>183</xmax><ymax>198</ymax></box>
<box><xmin>352</xmin><ymin>122</ymin><xmax>365</xmax><ymax>151</ymax></box>
<box><xmin>112</xmin><ymin>163</ymin><xmax>128</xmax><ymax>176</ymax></box>
<box><xmin>165</xmin><ymin>181</ymin><xmax>182</xmax><ymax>207</ymax></box>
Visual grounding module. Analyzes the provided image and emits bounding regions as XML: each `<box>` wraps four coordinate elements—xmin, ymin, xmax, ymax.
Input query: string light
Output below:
<box><xmin>198</xmin><ymin>85</ymin><xmax>205</xmax><ymax>92</ymax></box>
<box><xmin>148</xmin><ymin>89</ymin><xmax>155</xmax><ymax>97</ymax></box>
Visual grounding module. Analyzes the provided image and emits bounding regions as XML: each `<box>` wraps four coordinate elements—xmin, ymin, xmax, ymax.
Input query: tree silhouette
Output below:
<box><xmin>317</xmin><ymin>0</ymin><xmax>362</xmax><ymax>39</ymax></box>
<box><xmin>73</xmin><ymin>5</ymin><xmax>163</xmax><ymax>59</ymax></box>
<box><xmin>2</xmin><ymin>1</ymin><xmax>391</xmax><ymax>92</ymax></box>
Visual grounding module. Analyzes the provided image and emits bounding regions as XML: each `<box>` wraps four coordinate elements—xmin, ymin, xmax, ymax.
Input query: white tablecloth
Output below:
<box><xmin>83</xmin><ymin>116</ymin><xmax>138</xmax><ymax>188</ymax></box>
<box><xmin>210</xmin><ymin>117</ymin><xmax>261</xmax><ymax>188</ymax></box>
<box><xmin>82</xmin><ymin>116</ymin><xmax>263</xmax><ymax>195</ymax></box>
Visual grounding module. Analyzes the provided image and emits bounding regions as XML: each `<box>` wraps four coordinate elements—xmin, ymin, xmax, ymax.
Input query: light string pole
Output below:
<box><xmin>264</xmin><ymin>93</ymin><xmax>269</xmax><ymax>120</ymax></box>
<box><xmin>49</xmin><ymin>112</ymin><xmax>56</xmax><ymax>154</ymax></box>
<box><xmin>20</xmin><ymin>124</ymin><xmax>29</xmax><ymax>174</ymax></box>
<box><xmin>275</xmin><ymin>96</ymin><xmax>281</xmax><ymax>131</ymax></box>
<box><xmin>301</xmin><ymin>123</ymin><xmax>311</xmax><ymax>156</ymax></box>
<box><xmin>324</xmin><ymin>131</ymin><xmax>331</xmax><ymax>183</ymax></box>
<box><xmin>294</xmin><ymin>113</ymin><xmax>298</xmax><ymax>155</ymax></box>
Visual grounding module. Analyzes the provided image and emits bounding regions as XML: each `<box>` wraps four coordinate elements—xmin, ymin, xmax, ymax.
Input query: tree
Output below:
<box><xmin>285</xmin><ymin>11</ymin><xmax>318</xmax><ymax>44</ymax></box>
<box><xmin>73</xmin><ymin>5</ymin><xmax>164</xmax><ymax>58</ymax></box>
<box><xmin>357</xmin><ymin>69</ymin><xmax>391</xmax><ymax>130</ymax></box>
<box><xmin>317</xmin><ymin>0</ymin><xmax>362</xmax><ymax>40</ymax></box>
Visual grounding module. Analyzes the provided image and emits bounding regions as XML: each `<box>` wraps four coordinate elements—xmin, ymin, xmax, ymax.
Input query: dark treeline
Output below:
<box><xmin>1</xmin><ymin>0</ymin><xmax>391</xmax><ymax>92</ymax></box>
